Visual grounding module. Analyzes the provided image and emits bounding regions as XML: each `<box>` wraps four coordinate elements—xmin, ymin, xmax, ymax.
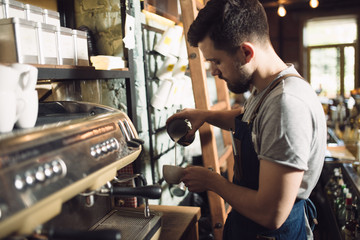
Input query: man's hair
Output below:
<box><xmin>187</xmin><ymin>0</ymin><xmax>270</xmax><ymax>54</ymax></box>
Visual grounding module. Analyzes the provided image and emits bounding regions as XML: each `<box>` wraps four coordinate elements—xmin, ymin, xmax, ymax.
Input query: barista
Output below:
<box><xmin>167</xmin><ymin>0</ymin><xmax>327</xmax><ymax>239</ymax></box>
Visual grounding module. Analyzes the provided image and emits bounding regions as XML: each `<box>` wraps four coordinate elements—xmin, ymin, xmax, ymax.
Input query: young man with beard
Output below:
<box><xmin>166</xmin><ymin>0</ymin><xmax>327</xmax><ymax>239</ymax></box>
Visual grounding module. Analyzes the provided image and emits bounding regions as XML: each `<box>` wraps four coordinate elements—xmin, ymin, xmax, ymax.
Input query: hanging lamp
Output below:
<box><xmin>277</xmin><ymin>4</ymin><xmax>286</xmax><ymax>17</ymax></box>
<box><xmin>309</xmin><ymin>0</ymin><xmax>319</xmax><ymax>8</ymax></box>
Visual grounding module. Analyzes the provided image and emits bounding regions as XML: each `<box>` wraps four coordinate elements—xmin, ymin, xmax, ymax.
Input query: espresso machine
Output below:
<box><xmin>0</xmin><ymin>101</ymin><xmax>162</xmax><ymax>240</ymax></box>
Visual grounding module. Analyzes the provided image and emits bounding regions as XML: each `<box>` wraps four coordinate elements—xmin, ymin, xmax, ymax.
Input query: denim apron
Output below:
<box><xmin>223</xmin><ymin>74</ymin><xmax>308</xmax><ymax>240</ymax></box>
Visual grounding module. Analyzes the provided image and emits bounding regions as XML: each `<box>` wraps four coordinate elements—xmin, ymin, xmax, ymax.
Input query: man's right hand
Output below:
<box><xmin>166</xmin><ymin>108</ymin><xmax>207</xmax><ymax>137</ymax></box>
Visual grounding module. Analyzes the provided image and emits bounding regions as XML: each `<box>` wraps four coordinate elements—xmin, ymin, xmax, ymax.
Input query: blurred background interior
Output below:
<box><xmin>0</xmin><ymin>0</ymin><xmax>360</xmax><ymax>240</ymax></box>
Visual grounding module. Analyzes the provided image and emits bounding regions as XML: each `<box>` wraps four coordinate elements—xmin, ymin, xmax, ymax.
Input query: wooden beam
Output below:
<box><xmin>180</xmin><ymin>0</ymin><xmax>226</xmax><ymax>239</ymax></box>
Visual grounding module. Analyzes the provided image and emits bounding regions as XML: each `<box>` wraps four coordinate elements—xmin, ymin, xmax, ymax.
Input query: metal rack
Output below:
<box><xmin>141</xmin><ymin>23</ymin><xmax>183</xmax><ymax>184</ymax></box>
<box><xmin>318</xmin><ymin>162</ymin><xmax>360</xmax><ymax>240</ymax></box>
<box><xmin>37</xmin><ymin>0</ymin><xmax>138</xmax><ymax>128</ymax></box>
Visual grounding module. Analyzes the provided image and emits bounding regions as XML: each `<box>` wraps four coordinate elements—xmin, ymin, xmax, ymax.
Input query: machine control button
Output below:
<box><xmin>14</xmin><ymin>175</ymin><xmax>26</xmax><ymax>190</ymax></box>
<box><xmin>91</xmin><ymin>138</ymin><xmax>119</xmax><ymax>158</ymax></box>
<box><xmin>111</xmin><ymin>138</ymin><xmax>119</xmax><ymax>150</ymax></box>
<box><xmin>44</xmin><ymin>163</ymin><xmax>53</xmax><ymax>178</ymax></box>
<box><xmin>52</xmin><ymin>160</ymin><xmax>62</xmax><ymax>175</ymax></box>
<box><xmin>35</xmin><ymin>166</ymin><xmax>46</xmax><ymax>182</ymax></box>
<box><xmin>101</xmin><ymin>143</ymin><xmax>108</xmax><ymax>153</ymax></box>
<box><xmin>106</xmin><ymin>140</ymin><xmax>111</xmax><ymax>150</ymax></box>
<box><xmin>90</xmin><ymin>147</ymin><xmax>99</xmax><ymax>158</ymax></box>
<box><xmin>95</xmin><ymin>145</ymin><xmax>102</xmax><ymax>155</ymax></box>
<box><xmin>110</xmin><ymin>138</ymin><xmax>116</xmax><ymax>149</ymax></box>
<box><xmin>90</xmin><ymin>147</ymin><xmax>97</xmax><ymax>157</ymax></box>
<box><xmin>25</xmin><ymin>171</ymin><xmax>36</xmax><ymax>185</ymax></box>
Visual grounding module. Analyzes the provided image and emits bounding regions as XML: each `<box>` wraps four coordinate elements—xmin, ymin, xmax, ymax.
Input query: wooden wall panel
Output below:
<box><xmin>17</xmin><ymin>0</ymin><xmax>57</xmax><ymax>11</ymax></box>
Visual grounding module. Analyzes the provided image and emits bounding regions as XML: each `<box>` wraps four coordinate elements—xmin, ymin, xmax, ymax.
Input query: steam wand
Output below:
<box><xmin>97</xmin><ymin>175</ymin><xmax>162</xmax><ymax>218</ymax></box>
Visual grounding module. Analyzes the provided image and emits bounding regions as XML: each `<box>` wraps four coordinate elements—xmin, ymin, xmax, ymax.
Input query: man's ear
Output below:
<box><xmin>238</xmin><ymin>42</ymin><xmax>254</xmax><ymax>64</ymax></box>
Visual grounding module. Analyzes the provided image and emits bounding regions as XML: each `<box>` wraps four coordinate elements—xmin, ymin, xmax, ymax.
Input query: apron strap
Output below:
<box><xmin>248</xmin><ymin>73</ymin><xmax>303</xmax><ymax>124</ymax></box>
<box><xmin>231</xmin><ymin>73</ymin><xmax>303</xmax><ymax>183</ymax></box>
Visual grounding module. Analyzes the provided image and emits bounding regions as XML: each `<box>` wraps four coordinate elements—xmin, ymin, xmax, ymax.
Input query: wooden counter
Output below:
<box><xmin>327</xmin><ymin>145</ymin><xmax>356</xmax><ymax>163</ymax></box>
<box><xmin>144</xmin><ymin>205</ymin><xmax>201</xmax><ymax>240</ymax></box>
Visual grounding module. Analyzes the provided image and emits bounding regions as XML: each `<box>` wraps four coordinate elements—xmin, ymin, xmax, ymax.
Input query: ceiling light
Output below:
<box><xmin>277</xmin><ymin>4</ymin><xmax>286</xmax><ymax>17</ymax></box>
<box><xmin>309</xmin><ymin>0</ymin><xmax>319</xmax><ymax>8</ymax></box>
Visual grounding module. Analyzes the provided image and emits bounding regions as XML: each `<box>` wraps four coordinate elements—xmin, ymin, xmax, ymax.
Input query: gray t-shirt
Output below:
<box><xmin>242</xmin><ymin>64</ymin><xmax>326</xmax><ymax>199</ymax></box>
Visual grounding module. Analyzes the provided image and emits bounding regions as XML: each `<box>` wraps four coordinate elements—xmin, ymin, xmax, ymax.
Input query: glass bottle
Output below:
<box><xmin>334</xmin><ymin>179</ymin><xmax>346</xmax><ymax>215</ymax></box>
<box><xmin>338</xmin><ymin>188</ymin><xmax>350</xmax><ymax>226</ymax></box>
<box><xmin>343</xmin><ymin>193</ymin><xmax>356</xmax><ymax>240</ymax></box>
<box><xmin>326</xmin><ymin>168</ymin><xmax>340</xmax><ymax>200</ymax></box>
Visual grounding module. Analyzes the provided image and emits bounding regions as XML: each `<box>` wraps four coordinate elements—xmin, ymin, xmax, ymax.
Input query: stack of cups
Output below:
<box><xmin>151</xmin><ymin>78</ymin><xmax>174</xmax><ymax>110</ymax></box>
<box><xmin>166</xmin><ymin>36</ymin><xmax>189</xmax><ymax>108</ymax></box>
<box><xmin>155</xmin><ymin>55</ymin><xmax>178</xmax><ymax>81</ymax></box>
<box><xmin>172</xmin><ymin>36</ymin><xmax>189</xmax><ymax>79</ymax></box>
<box><xmin>154</xmin><ymin>25</ymin><xmax>183</xmax><ymax>57</ymax></box>
<box><xmin>151</xmin><ymin>25</ymin><xmax>189</xmax><ymax>110</ymax></box>
<box><xmin>0</xmin><ymin>64</ymin><xmax>38</xmax><ymax>133</ymax></box>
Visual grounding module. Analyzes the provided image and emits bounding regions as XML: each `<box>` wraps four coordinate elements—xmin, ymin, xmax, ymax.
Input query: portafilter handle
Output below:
<box><xmin>111</xmin><ymin>185</ymin><xmax>162</xmax><ymax>199</ymax></box>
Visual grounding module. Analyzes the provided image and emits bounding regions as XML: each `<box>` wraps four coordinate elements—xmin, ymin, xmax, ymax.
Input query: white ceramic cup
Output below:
<box><xmin>154</xmin><ymin>25</ymin><xmax>183</xmax><ymax>57</ymax></box>
<box><xmin>163</xmin><ymin>165</ymin><xmax>185</xmax><ymax>184</ymax></box>
<box><xmin>172</xmin><ymin>58</ymin><xmax>188</xmax><ymax>78</ymax></box>
<box><xmin>11</xmin><ymin>63</ymin><xmax>38</xmax><ymax>91</ymax></box>
<box><xmin>0</xmin><ymin>64</ymin><xmax>21</xmax><ymax>92</ymax></box>
<box><xmin>16</xmin><ymin>90</ymin><xmax>39</xmax><ymax>129</ymax></box>
<box><xmin>151</xmin><ymin>78</ymin><xmax>174</xmax><ymax>110</ymax></box>
<box><xmin>170</xmin><ymin>75</ymin><xmax>188</xmax><ymax>106</ymax></box>
<box><xmin>177</xmin><ymin>35</ymin><xmax>188</xmax><ymax>59</ymax></box>
<box><xmin>0</xmin><ymin>91</ymin><xmax>19</xmax><ymax>132</ymax></box>
<box><xmin>156</xmin><ymin>55</ymin><xmax>178</xmax><ymax>80</ymax></box>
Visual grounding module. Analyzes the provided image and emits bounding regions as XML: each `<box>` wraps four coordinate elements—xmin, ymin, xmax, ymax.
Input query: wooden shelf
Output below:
<box><xmin>36</xmin><ymin>65</ymin><xmax>131</xmax><ymax>80</ymax></box>
<box><xmin>138</xmin><ymin>205</ymin><xmax>201</xmax><ymax>240</ymax></box>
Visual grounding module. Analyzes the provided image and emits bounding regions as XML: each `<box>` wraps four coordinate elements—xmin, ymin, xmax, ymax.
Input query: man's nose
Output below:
<box><xmin>210</xmin><ymin>64</ymin><xmax>221</xmax><ymax>76</ymax></box>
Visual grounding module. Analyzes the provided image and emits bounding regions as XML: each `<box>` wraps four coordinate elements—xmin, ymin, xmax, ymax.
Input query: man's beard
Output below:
<box><xmin>225</xmin><ymin>62</ymin><xmax>252</xmax><ymax>94</ymax></box>
<box><xmin>227</xmin><ymin>79</ymin><xmax>251</xmax><ymax>94</ymax></box>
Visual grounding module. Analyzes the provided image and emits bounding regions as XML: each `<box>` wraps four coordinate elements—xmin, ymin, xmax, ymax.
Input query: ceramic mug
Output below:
<box><xmin>156</xmin><ymin>55</ymin><xmax>178</xmax><ymax>80</ymax></box>
<box><xmin>0</xmin><ymin>64</ymin><xmax>21</xmax><ymax>92</ymax></box>
<box><xmin>172</xmin><ymin>58</ymin><xmax>188</xmax><ymax>78</ymax></box>
<box><xmin>151</xmin><ymin>78</ymin><xmax>174</xmax><ymax>110</ymax></box>
<box><xmin>11</xmin><ymin>63</ymin><xmax>38</xmax><ymax>91</ymax></box>
<box><xmin>0</xmin><ymin>91</ymin><xmax>24</xmax><ymax>133</ymax></box>
<box><xmin>16</xmin><ymin>90</ymin><xmax>39</xmax><ymax>129</ymax></box>
<box><xmin>154</xmin><ymin>25</ymin><xmax>183</xmax><ymax>57</ymax></box>
<box><xmin>163</xmin><ymin>165</ymin><xmax>185</xmax><ymax>184</ymax></box>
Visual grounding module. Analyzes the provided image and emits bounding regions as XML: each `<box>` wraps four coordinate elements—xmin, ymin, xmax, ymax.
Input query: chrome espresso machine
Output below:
<box><xmin>0</xmin><ymin>101</ymin><xmax>162</xmax><ymax>240</ymax></box>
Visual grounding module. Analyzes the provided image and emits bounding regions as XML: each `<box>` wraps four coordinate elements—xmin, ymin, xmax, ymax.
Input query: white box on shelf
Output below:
<box><xmin>0</xmin><ymin>17</ymin><xmax>40</xmax><ymax>64</ymax></box>
<box><xmin>43</xmin><ymin>9</ymin><xmax>60</xmax><ymax>27</ymax></box>
<box><xmin>5</xmin><ymin>0</ymin><xmax>25</xmax><ymax>19</ymax></box>
<box><xmin>57</xmin><ymin>27</ymin><xmax>76</xmax><ymax>65</ymax></box>
<box><xmin>25</xmin><ymin>4</ymin><xmax>43</xmax><ymax>23</ymax></box>
<box><xmin>37</xmin><ymin>22</ymin><xmax>58</xmax><ymax>64</ymax></box>
<box><xmin>73</xmin><ymin>29</ymin><xmax>89</xmax><ymax>66</ymax></box>
<box><xmin>90</xmin><ymin>56</ymin><xmax>126</xmax><ymax>70</ymax></box>
<box><xmin>0</xmin><ymin>1</ymin><xmax>5</xmax><ymax>19</ymax></box>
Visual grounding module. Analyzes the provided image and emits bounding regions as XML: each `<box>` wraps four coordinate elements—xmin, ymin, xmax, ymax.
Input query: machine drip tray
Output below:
<box><xmin>90</xmin><ymin>208</ymin><xmax>162</xmax><ymax>240</ymax></box>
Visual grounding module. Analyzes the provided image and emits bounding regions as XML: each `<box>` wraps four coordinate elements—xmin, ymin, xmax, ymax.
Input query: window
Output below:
<box><xmin>304</xmin><ymin>16</ymin><xmax>357</xmax><ymax>99</ymax></box>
